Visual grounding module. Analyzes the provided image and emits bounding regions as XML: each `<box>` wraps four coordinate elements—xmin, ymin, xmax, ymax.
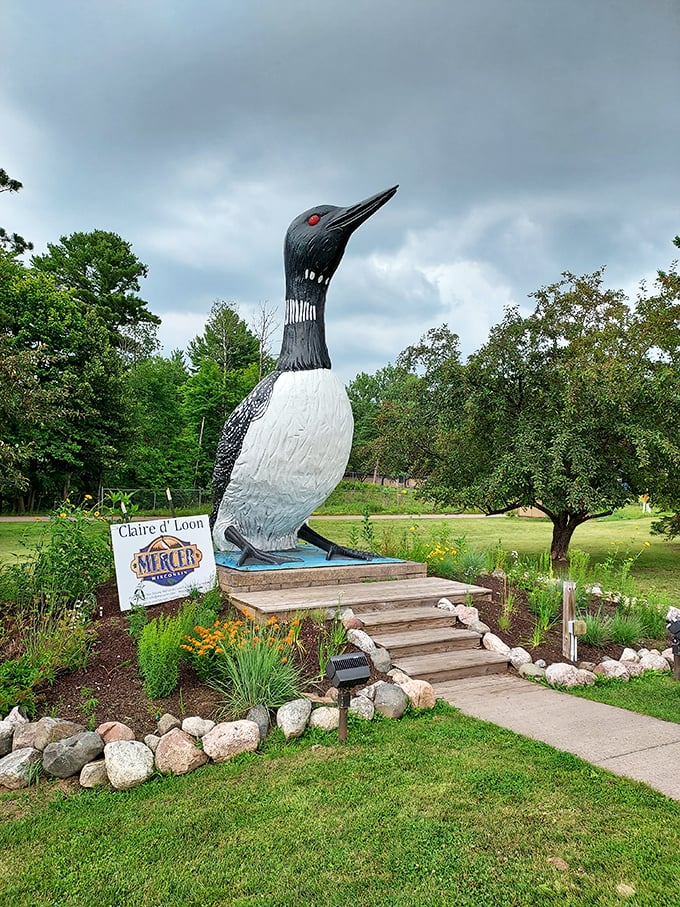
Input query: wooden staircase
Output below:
<box><xmin>226</xmin><ymin>571</ymin><xmax>509</xmax><ymax>684</ymax></box>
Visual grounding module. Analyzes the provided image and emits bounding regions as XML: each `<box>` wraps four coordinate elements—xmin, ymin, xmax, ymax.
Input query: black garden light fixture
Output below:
<box><xmin>325</xmin><ymin>652</ymin><xmax>371</xmax><ymax>741</ymax></box>
<box><xmin>667</xmin><ymin>618</ymin><xmax>680</xmax><ymax>680</ymax></box>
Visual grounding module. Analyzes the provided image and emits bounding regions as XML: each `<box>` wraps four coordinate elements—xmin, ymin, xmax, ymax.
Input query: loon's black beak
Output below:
<box><xmin>327</xmin><ymin>185</ymin><xmax>398</xmax><ymax>235</ymax></box>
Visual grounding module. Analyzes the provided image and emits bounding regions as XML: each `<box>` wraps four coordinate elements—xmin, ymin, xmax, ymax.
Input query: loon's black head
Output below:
<box><xmin>284</xmin><ymin>185</ymin><xmax>398</xmax><ymax>295</ymax></box>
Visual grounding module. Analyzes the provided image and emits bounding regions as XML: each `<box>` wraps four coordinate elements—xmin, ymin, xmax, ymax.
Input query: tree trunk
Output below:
<box><xmin>550</xmin><ymin>513</ymin><xmax>585</xmax><ymax>564</ymax></box>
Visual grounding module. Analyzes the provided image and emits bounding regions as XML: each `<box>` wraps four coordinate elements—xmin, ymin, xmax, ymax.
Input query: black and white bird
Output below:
<box><xmin>210</xmin><ymin>185</ymin><xmax>398</xmax><ymax>566</ymax></box>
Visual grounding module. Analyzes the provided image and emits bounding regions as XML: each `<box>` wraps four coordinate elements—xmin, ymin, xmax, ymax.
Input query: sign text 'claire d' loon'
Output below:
<box><xmin>110</xmin><ymin>516</ymin><xmax>216</xmax><ymax>611</ymax></box>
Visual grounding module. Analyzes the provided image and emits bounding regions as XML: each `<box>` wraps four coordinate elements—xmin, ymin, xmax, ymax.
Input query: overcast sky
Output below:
<box><xmin>2</xmin><ymin>1</ymin><xmax>679</xmax><ymax>382</ymax></box>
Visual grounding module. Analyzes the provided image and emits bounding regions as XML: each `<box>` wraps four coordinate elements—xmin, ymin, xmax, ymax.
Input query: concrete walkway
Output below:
<box><xmin>434</xmin><ymin>673</ymin><xmax>680</xmax><ymax>802</ymax></box>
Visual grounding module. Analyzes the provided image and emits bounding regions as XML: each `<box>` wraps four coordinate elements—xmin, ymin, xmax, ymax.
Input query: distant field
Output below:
<box><xmin>2</xmin><ymin>501</ymin><xmax>677</xmax><ymax>602</ymax></box>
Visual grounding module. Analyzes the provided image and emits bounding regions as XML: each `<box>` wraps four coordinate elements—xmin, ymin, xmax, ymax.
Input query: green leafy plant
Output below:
<box><xmin>79</xmin><ymin>686</ymin><xmax>99</xmax><ymax>730</ymax></box>
<box><xmin>138</xmin><ymin>613</ymin><xmax>185</xmax><ymax>699</ymax></box>
<box><xmin>527</xmin><ymin>586</ymin><xmax>561</xmax><ymax>631</ymax></box>
<box><xmin>125</xmin><ymin>603</ymin><xmax>149</xmax><ymax>641</ymax></box>
<box><xmin>610</xmin><ymin>610</ymin><xmax>646</xmax><ymax>647</ymax></box>
<box><xmin>580</xmin><ymin>611</ymin><xmax>612</xmax><ymax>648</ymax></box>
<box><xmin>317</xmin><ymin>609</ymin><xmax>347</xmax><ymax>677</ymax></box>
<box><xmin>188</xmin><ymin>607</ymin><xmax>306</xmax><ymax>717</ymax></box>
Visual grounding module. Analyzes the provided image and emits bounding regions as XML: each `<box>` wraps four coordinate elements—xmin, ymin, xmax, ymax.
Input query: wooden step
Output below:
<box><xmin>230</xmin><ymin>577</ymin><xmax>490</xmax><ymax>621</ymax></box>
<box><xmin>370</xmin><ymin>626</ymin><xmax>482</xmax><ymax>658</ymax></box>
<box><xmin>393</xmin><ymin>649</ymin><xmax>509</xmax><ymax>684</ymax></box>
<box><xmin>359</xmin><ymin>604</ymin><xmax>458</xmax><ymax>634</ymax></box>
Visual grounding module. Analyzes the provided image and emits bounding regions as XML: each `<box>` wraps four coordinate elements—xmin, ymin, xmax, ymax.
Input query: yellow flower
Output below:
<box><xmin>84</xmin><ymin>494</ymin><xmax>93</xmax><ymax>501</ymax></box>
<box><xmin>59</xmin><ymin>512</ymin><xmax>67</xmax><ymax>518</ymax></box>
<box><xmin>644</xmin><ymin>541</ymin><xmax>651</xmax><ymax>547</ymax></box>
<box><xmin>94</xmin><ymin>511</ymin><xmax>100</xmax><ymax>517</ymax></box>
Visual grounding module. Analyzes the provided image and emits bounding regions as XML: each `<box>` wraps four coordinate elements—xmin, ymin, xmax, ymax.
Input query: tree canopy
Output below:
<box><xmin>0</xmin><ymin>167</ymin><xmax>33</xmax><ymax>255</ymax></box>
<box><xmin>31</xmin><ymin>230</ymin><xmax>158</xmax><ymax>349</ymax></box>
<box><xmin>373</xmin><ymin>266</ymin><xmax>680</xmax><ymax>561</ymax></box>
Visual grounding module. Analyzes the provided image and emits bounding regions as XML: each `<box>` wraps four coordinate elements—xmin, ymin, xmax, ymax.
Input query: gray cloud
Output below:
<box><xmin>2</xmin><ymin>0</ymin><xmax>679</xmax><ymax>381</ymax></box>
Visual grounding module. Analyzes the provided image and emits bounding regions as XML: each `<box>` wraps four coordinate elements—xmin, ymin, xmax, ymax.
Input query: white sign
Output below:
<box><xmin>110</xmin><ymin>516</ymin><xmax>217</xmax><ymax>611</ymax></box>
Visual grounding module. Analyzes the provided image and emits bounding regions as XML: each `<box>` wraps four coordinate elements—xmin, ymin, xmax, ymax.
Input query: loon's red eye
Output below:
<box><xmin>308</xmin><ymin>214</ymin><xmax>320</xmax><ymax>226</ymax></box>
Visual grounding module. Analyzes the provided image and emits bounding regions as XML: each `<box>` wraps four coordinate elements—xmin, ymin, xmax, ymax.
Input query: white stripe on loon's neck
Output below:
<box><xmin>278</xmin><ymin>267</ymin><xmax>332</xmax><ymax>371</ymax></box>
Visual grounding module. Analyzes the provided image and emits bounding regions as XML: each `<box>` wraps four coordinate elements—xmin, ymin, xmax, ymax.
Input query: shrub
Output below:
<box><xmin>137</xmin><ymin>595</ymin><xmax>220</xmax><ymax>699</ymax></box>
<box><xmin>185</xmin><ymin>608</ymin><xmax>306</xmax><ymax>716</ymax></box>
<box><xmin>527</xmin><ymin>586</ymin><xmax>561</xmax><ymax>631</ymax></box>
<box><xmin>580</xmin><ymin>612</ymin><xmax>612</xmax><ymax>648</ymax></box>
<box><xmin>610</xmin><ymin>610</ymin><xmax>646</xmax><ymax>647</ymax></box>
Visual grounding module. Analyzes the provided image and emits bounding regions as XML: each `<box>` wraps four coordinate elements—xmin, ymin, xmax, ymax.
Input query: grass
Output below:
<box><xmin>314</xmin><ymin>480</ymin><xmax>462</xmax><ymax>515</ymax></box>
<box><xmin>567</xmin><ymin>672</ymin><xmax>680</xmax><ymax>724</ymax></box>
<box><xmin>2</xmin><ymin>704</ymin><xmax>680</xmax><ymax>906</ymax></box>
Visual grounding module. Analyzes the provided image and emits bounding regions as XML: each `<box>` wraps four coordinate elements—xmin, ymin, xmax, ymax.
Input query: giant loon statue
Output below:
<box><xmin>210</xmin><ymin>185</ymin><xmax>398</xmax><ymax>566</ymax></box>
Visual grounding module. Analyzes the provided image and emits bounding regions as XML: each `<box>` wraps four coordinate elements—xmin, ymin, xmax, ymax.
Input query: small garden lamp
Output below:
<box><xmin>667</xmin><ymin>618</ymin><xmax>680</xmax><ymax>680</ymax></box>
<box><xmin>325</xmin><ymin>653</ymin><xmax>371</xmax><ymax>742</ymax></box>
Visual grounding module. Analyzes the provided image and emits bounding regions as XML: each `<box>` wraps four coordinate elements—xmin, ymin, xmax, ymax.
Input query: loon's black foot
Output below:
<box><xmin>298</xmin><ymin>524</ymin><xmax>375</xmax><ymax>561</ymax></box>
<box><xmin>222</xmin><ymin>526</ymin><xmax>302</xmax><ymax>567</ymax></box>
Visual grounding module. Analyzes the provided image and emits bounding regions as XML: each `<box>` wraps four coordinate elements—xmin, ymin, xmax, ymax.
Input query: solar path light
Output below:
<box><xmin>325</xmin><ymin>653</ymin><xmax>371</xmax><ymax>741</ymax></box>
<box><xmin>668</xmin><ymin>618</ymin><xmax>680</xmax><ymax>680</ymax></box>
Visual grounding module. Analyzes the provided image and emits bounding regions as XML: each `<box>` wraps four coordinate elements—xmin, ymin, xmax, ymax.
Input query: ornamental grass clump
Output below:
<box><xmin>184</xmin><ymin>608</ymin><xmax>306</xmax><ymax>718</ymax></box>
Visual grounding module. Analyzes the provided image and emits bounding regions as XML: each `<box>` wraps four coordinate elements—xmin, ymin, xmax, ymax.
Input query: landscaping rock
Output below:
<box><xmin>662</xmin><ymin>648</ymin><xmax>674</xmax><ymax>667</ymax></box>
<box><xmin>349</xmin><ymin>696</ymin><xmax>375</xmax><ymax>720</ymax></box>
<box><xmin>519</xmin><ymin>663</ymin><xmax>546</xmax><ymax>680</ymax></box>
<box><xmin>535</xmin><ymin>659</ymin><xmax>547</xmax><ymax>669</ymax></box>
<box><xmin>12</xmin><ymin>717</ymin><xmax>81</xmax><ymax>751</ymax></box>
<box><xmin>356</xmin><ymin>680</ymin><xmax>387</xmax><ymax>701</ymax></box>
<box><xmin>619</xmin><ymin>648</ymin><xmax>639</xmax><ymax>663</ymax></box>
<box><xmin>624</xmin><ymin>663</ymin><xmax>647</xmax><ymax>678</ymax></box>
<box><xmin>79</xmin><ymin>759</ymin><xmax>110</xmax><ymax>788</ymax></box>
<box><xmin>181</xmin><ymin>716</ymin><xmax>215</xmax><ymax>738</ymax></box>
<box><xmin>343</xmin><ymin>616</ymin><xmax>365</xmax><ymax>630</ymax></box>
<box><xmin>639</xmin><ymin>652</ymin><xmax>671</xmax><ymax>673</ymax></box>
<box><xmin>454</xmin><ymin>604</ymin><xmax>479</xmax><ymax>626</ymax></box>
<box><xmin>578</xmin><ymin>661</ymin><xmax>597</xmax><ymax>672</ymax></box>
<box><xmin>467</xmin><ymin>619</ymin><xmax>491</xmax><ymax>635</ymax></box>
<box><xmin>436</xmin><ymin>597</ymin><xmax>456</xmax><ymax>612</ymax></box>
<box><xmin>3</xmin><ymin>707</ymin><xmax>28</xmax><ymax>729</ymax></box>
<box><xmin>545</xmin><ymin>663</ymin><xmax>596</xmax><ymax>688</ymax></box>
<box><xmin>157</xmin><ymin>713</ymin><xmax>181</xmax><ymax>735</ymax></box>
<box><xmin>276</xmin><ymin>699</ymin><xmax>312</xmax><ymax>739</ymax></box>
<box><xmin>309</xmin><ymin>707</ymin><xmax>339</xmax><ymax>731</ymax></box>
<box><xmin>202</xmin><ymin>720</ymin><xmax>260</xmax><ymax>761</ymax></box>
<box><xmin>155</xmin><ymin>728</ymin><xmax>208</xmax><ymax>775</ymax></box>
<box><xmin>482</xmin><ymin>633</ymin><xmax>511</xmax><ymax>657</ymax></box>
<box><xmin>666</xmin><ymin>607</ymin><xmax>680</xmax><ymax>623</ymax></box>
<box><xmin>42</xmin><ymin>731</ymin><xmax>105</xmax><ymax>779</ymax></box>
<box><xmin>509</xmin><ymin>647</ymin><xmax>532</xmax><ymax>670</ymax></box>
<box><xmin>246</xmin><ymin>705</ymin><xmax>270</xmax><ymax>739</ymax></box>
<box><xmin>373</xmin><ymin>683</ymin><xmax>409</xmax><ymax>719</ymax></box>
<box><xmin>104</xmin><ymin>740</ymin><xmax>155</xmax><ymax>790</ymax></box>
<box><xmin>594</xmin><ymin>661</ymin><xmax>629</xmax><ymax>680</ymax></box>
<box><xmin>370</xmin><ymin>646</ymin><xmax>392</xmax><ymax>673</ymax></box>
<box><xmin>11</xmin><ymin>718</ymin><xmax>56</xmax><ymax>751</ymax></box>
<box><xmin>326</xmin><ymin>686</ymin><xmax>339</xmax><ymax>702</ymax></box>
<box><xmin>96</xmin><ymin>721</ymin><xmax>136</xmax><ymax>743</ymax></box>
<box><xmin>388</xmin><ymin>669</ymin><xmax>436</xmax><ymax>709</ymax></box>
<box><xmin>0</xmin><ymin>747</ymin><xmax>41</xmax><ymax>790</ymax></box>
<box><xmin>0</xmin><ymin>721</ymin><xmax>14</xmax><ymax>758</ymax></box>
<box><xmin>144</xmin><ymin>734</ymin><xmax>161</xmax><ymax>753</ymax></box>
<box><xmin>346</xmin><ymin>628</ymin><xmax>377</xmax><ymax>654</ymax></box>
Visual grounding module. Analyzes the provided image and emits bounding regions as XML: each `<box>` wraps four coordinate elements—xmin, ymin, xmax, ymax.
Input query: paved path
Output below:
<box><xmin>434</xmin><ymin>673</ymin><xmax>680</xmax><ymax>802</ymax></box>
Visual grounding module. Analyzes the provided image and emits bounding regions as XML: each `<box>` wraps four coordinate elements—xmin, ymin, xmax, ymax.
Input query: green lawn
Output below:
<box><xmin>2</xmin><ymin>705</ymin><xmax>679</xmax><ymax>906</ymax></box>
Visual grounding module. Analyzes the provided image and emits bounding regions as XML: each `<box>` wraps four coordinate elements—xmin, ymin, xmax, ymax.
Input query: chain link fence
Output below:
<box><xmin>103</xmin><ymin>488</ymin><xmax>212</xmax><ymax>514</ymax></box>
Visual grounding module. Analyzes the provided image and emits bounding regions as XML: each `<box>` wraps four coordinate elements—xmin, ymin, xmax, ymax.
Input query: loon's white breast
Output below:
<box><xmin>213</xmin><ymin>369</ymin><xmax>352</xmax><ymax>550</ymax></box>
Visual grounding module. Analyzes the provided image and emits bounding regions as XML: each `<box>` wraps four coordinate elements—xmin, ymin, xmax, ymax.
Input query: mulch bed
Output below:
<box><xmin>37</xmin><ymin>579</ymin><xmax>389</xmax><ymax>737</ymax></box>
<box><xmin>32</xmin><ymin>573</ymin><xmax>660</xmax><ymax>737</ymax></box>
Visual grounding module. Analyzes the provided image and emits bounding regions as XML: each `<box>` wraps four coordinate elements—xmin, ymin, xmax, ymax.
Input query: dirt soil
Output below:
<box><xmin>37</xmin><ymin>579</ymin><xmax>390</xmax><ymax>737</ymax></box>
<box><xmin>35</xmin><ymin>573</ymin><xmax>656</xmax><ymax>738</ymax></box>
